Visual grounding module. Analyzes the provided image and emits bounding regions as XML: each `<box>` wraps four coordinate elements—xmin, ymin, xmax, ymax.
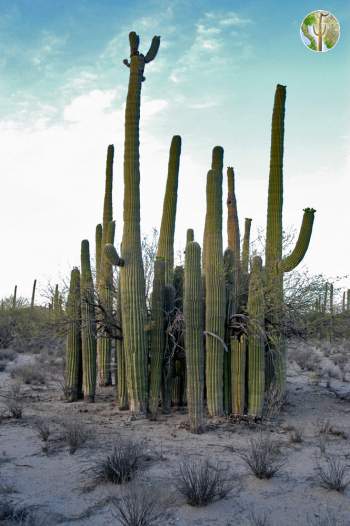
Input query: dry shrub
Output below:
<box><xmin>60</xmin><ymin>419</ymin><xmax>91</xmax><ymax>454</ymax></box>
<box><xmin>94</xmin><ymin>439</ymin><xmax>143</xmax><ymax>484</ymax></box>
<box><xmin>10</xmin><ymin>365</ymin><xmax>46</xmax><ymax>385</ymax></box>
<box><xmin>317</xmin><ymin>455</ymin><xmax>350</xmax><ymax>492</ymax></box>
<box><xmin>1</xmin><ymin>384</ymin><xmax>23</xmax><ymax>418</ymax></box>
<box><xmin>239</xmin><ymin>434</ymin><xmax>285</xmax><ymax>479</ymax></box>
<box><xmin>112</xmin><ymin>485</ymin><xmax>165</xmax><ymax>526</ymax></box>
<box><xmin>175</xmin><ymin>458</ymin><xmax>233</xmax><ymax>506</ymax></box>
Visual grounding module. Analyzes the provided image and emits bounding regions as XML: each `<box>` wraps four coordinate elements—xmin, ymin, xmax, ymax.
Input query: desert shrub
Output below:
<box><xmin>10</xmin><ymin>365</ymin><xmax>46</xmax><ymax>385</ymax></box>
<box><xmin>94</xmin><ymin>440</ymin><xmax>143</xmax><ymax>484</ymax></box>
<box><xmin>317</xmin><ymin>455</ymin><xmax>350</xmax><ymax>492</ymax></box>
<box><xmin>1</xmin><ymin>384</ymin><xmax>23</xmax><ymax>418</ymax></box>
<box><xmin>246</xmin><ymin>511</ymin><xmax>272</xmax><ymax>526</ymax></box>
<box><xmin>289</xmin><ymin>428</ymin><xmax>303</xmax><ymax>444</ymax></box>
<box><xmin>112</xmin><ymin>486</ymin><xmax>164</xmax><ymax>526</ymax></box>
<box><xmin>288</xmin><ymin>345</ymin><xmax>321</xmax><ymax>371</ymax></box>
<box><xmin>175</xmin><ymin>458</ymin><xmax>233</xmax><ymax>506</ymax></box>
<box><xmin>60</xmin><ymin>419</ymin><xmax>91</xmax><ymax>454</ymax></box>
<box><xmin>34</xmin><ymin>419</ymin><xmax>51</xmax><ymax>442</ymax></box>
<box><xmin>239</xmin><ymin>434</ymin><xmax>285</xmax><ymax>479</ymax></box>
<box><xmin>262</xmin><ymin>384</ymin><xmax>286</xmax><ymax>421</ymax></box>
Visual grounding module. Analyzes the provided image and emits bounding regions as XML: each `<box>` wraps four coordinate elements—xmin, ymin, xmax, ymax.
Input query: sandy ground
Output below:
<box><xmin>1</xmin><ymin>349</ymin><xmax>350</xmax><ymax>526</ymax></box>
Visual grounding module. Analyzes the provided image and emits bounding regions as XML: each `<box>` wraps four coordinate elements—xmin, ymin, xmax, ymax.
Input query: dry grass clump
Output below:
<box><xmin>34</xmin><ymin>419</ymin><xmax>51</xmax><ymax>443</ymax></box>
<box><xmin>239</xmin><ymin>434</ymin><xmax>286</xmax><ymax>480</ymax></box>
<box><xmin>316</xmin><ymin>455</ymin><xmax>350</xmax><ymax>492</ymax></box>
<box><xmin>289</xmin><ymin>427</ymin><xmax>303</xmax><ymax>444</ymax></box>
<box><xmin>307</xmin><ymin>508</ymin><xmax>344</xmax><ymax>525</ymax></box>
<box><xmin>112</xmin><ymin>485</ymin><xmax>165</xmax><ymax>526</ymax></box>
<box><xmin>94</xmin><ymin>439</ymin><xmax>143</xmax><ymax>484</ymax></box>
<box><xmin>60</xmin><ymin>419</ymin><xmax>91</xmax><ymax>454</ymax></box>
<box><xmin>175</xmin><ymin>458</ymin><xmax>233</xmax><ymax>506</ymax></box>
<box><xmin>10</xmin><ymin>364</ymin><xmax>46</xmax><ymax>385</ymax></box>
<box><xmin>246</xmin><ymin>511</ymin><xmax>272</xmax><ymax>525</ymax></box>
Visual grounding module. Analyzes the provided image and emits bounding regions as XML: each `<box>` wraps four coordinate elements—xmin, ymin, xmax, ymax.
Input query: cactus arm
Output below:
<box><xmin>144</xmin><ymin>35</ymin><xmax>161</xmax><ymax>63</ymax></box>
<box><xmin>241</xmin><ymin>218</ymin><xmax>252</xmax><ymax>274</ymax></box>
<box><xmin>279</xmin><ymin>208</ymin><xmax>315</xmax><ymax>273</ymax></box>
<box><xmin>186</xmin><ymin>228</ymin><xmax>194</xmax><ymax>244</ymax></box>
<box><xmin>156</xmin><ymin>135</ymin><xmax>181</xmax><ymax>284</ymax></box>
<box><xmin>227</xmin><ymin>167</ymin><xmax>240</xmax><ymax>254</ymax></box>
<box><xmin>104</xmin><ymin>243</ymin><xmax>124</xmax><ymax>267</ymax></box>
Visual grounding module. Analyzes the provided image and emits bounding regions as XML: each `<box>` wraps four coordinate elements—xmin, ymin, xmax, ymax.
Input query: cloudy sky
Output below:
<box><xmin>1</xmin><ymin>0</ymin><xmax>349</xmax><ymax>301</ymax></box>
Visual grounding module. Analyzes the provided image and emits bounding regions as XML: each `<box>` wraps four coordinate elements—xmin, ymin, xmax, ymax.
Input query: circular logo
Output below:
<box><xmin>300</xmin><ymin>11</ymin><xmax>340</xmax><ymax>52</ymax></box>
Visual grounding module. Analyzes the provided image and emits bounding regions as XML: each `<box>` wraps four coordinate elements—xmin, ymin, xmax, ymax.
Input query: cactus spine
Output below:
<box><xmin>156</xmin><ymin>135</ymin><xmax>181</xmax><ymax>285</ymax></box>
<box><xmin>205</xmin><ymin>147</ymin><xmax>225</xmax><ymax>417</ymax></box>
<box><xmin>265</xmin><ymin>84</ymin><xmax>315</xmax><ymax>392</ymax></box>
<box><xmin>247</xmin><ymin>256</ymin><xmax>265</xmax><ymax>417</ymax></box>
<box><xmin>120</xmin><ymin>32</ymin><xmax>160</xmax><ymax>413</ymax></box>
<box><xmin>30</xmin><ymin>280</ymin><xmax>37</xmax><ymax>308</ymax></box>
<box><xmin>98</xmin><ymin>145</ymin><xmax>115</xmax><ymax>387</ymax></box>
<box><xmin>81</xmin><ymin>240</ymin><xmax>97</xmax><ymax>402</ymax></box>
<box><xmin>65</xmin><ymin>268</ymin><xmax>83</xmax><ymax>401</ymax></box>
<box><xmin>185</xmin><ymin>241</ymin><xmax>204</xmax><ymax>433</ymax></box>
<box><xmin>148</xmin><ymin>257</ymin><xmax>166</xmax><ymax>418</ymax></box>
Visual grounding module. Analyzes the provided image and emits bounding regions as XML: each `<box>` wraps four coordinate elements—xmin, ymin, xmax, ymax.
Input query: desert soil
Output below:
<box><xmin>1</xmin><ymin>349</ymin><xmax>350</xmax><ymax>526</ymax></box>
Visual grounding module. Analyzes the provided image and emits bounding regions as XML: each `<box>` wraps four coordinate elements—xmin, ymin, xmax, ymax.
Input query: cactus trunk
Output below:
<box><xmin>231</xmin><ymin>335</ymin><xmax>246</xmax><ymax>415</ymax></box>
<box><xmin>30</xmin><ymin>280</ymin><xmax>37</xmax><ymax>309</ymax></box>
<box><xmin>185</xmin><ymin>241</ymin><xmax>204</xmax><ymax>433</ymax></box>
<box><xmin>65</xmin><ymin>268</ymin><xmax>83</xmax><ymax>401</ymax></box>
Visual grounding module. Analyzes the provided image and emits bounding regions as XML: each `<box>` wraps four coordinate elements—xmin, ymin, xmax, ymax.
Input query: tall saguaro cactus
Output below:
<box><xmin>156</xmin><ymin>135</ymin><xmax>182</xmax><ymax>285</ymax></box>
<box><xmin>205</xmin><ymin>147</ymin><xmax>225</xmax><ymax>417</ymax></box>
<box><xmin>265</xmin><ymin>84</ymin><xmax>315</xmax><ymax>391</ymax></box>
<box><xmin>148</xmin><ymin>257</ymin><xmax>166</xmax><ymax>418</ymax></box>
<box><xmin>81</xmin><ymin>240</ymin><xmax>97</xmax><ymax>402</ymax></box>
<box><xmin>241</xmin><ymin>218</ymin><xmax>252</xmax><ymax>275</ymax></box>
<box><xmin>98</xmin><ymin>145</ymin><xmax>115</xmax><ymax>386</ymax></box>
<box><xmin>226</xmin><ymin>167</ymin><xmax>240</xmax><ymax>315</ymax></box>
<box><xmin>12</xmin><ymin>285</ymin><xmax>17</xmax><ymax>309</ymax></box>
<box><xmin>65</xmin><ymin>267</ymin><xmax>83</xmax><ymax>402</ymax></box>
<box><xmin>95</xmin><ymin>224</ymin><xmax>102</xmax><ymax>285</ymax></box>
<box><xmin>247</xmin><ymin>256</ymin><xmax>265</xmax><ymax>417</ymax></box>
<box><xmin>120</xmin><ymin>31</ymin><xmax>160</xmax><ymax>413</ymax></box>
<box><xmin>185</xmin><ymin>241</ymin><xmax>204</xmax><ymax>433</ymax></box>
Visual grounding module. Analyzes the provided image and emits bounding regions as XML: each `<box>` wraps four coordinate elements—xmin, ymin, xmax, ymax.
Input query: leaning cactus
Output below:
<box><xmin>247</xmin><ymin>256</ymin><xmax>265</xmax><ymax>418</ymax></box>
<box><xmin>265</xmin><ymin>84</ymin><xmax>315</xmax><ymax>392</ymax></box>
<box><xmin>156</xmin><ymin>135</ymin><xmax>181</xmax><ymax>285</ymax></box>
<box><xmin>148</xmin><ymin>257</ymin><xmax>166</xmax><ymax>418</ymax></box>
<box><xmin>65</xmin><ymin>267</ymin><xmax>83</xmax><ymax>402</ymax></box>
<box><xmin>120</xmin><ymin>32</ymin><xmax>160</xmax><ymax>413</ymax></box>
<box><xmin>205</xmin><ymin>147</ymin><xmax>225</xmax><ymax>417</ymax></box>
<box><xmin>81</xmin><ymin>240</ymin><xmax>97</xmax><ymax>402</ymax></box>
<box><xmin>184</xmin><ymin>241</ymin><xmax>204</xmax><ymax>433</ymax></box>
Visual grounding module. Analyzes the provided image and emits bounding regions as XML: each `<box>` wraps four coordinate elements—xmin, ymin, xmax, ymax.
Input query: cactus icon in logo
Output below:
<box><xmin>300</xmin><ymin>11</ymin><xmax>340</xmax><ymax>52</ymax></box>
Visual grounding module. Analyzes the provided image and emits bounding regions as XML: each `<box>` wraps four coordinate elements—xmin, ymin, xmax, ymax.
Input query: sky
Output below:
<box><xmin>1</xmin><ymin>0</ymin><xmax>349</xmax><ymax>301</ymax></box>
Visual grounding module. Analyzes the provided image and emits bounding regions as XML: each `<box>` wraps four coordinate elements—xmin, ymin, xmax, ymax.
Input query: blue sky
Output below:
<box><xmin>1</xmin><ymin>0</ymin><xmax>349</xmax><ymax>300</ymax></box>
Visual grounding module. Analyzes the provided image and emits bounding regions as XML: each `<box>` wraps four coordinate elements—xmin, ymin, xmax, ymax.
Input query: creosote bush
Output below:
<box><xmin>175</xmin><ymin>458</ymin><xmax>233</xmax><ymax>506</ymax></box>
<box><xmin>239</xmin><ymin>434</ymin><xmax>285</xmax><ymax>479</ymax></box>
<box><xmin>317</xmin><ymin>455</ymin><xmax>350</xmax><ymax>492</ymax></box>
<box><xmin>94</xmin><ymin>440</ymin><xmax>143</xmax><ymax>484</ymax></box>
<box><xmin>112</xmin><ymin>485</ymin><xmax>164</xmax><ymax>526</ymax></box>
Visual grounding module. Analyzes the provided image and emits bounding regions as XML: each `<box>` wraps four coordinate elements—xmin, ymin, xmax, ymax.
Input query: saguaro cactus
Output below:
<box><xmin>156</xmin><ymin>135</ymin><xmax>181</xmax><ymax>285</ymax></box>
<box><xmin>12</xmin><ymin>285</ymin><xmax>17</xmax><ymax>309</ymax></box>
<box><xmin>31</xmin><ymin>280</ymin><xmax>37</xmax><ymax>309</ymax></box>
<box><xmin>116</xmin><ymin>271</ymin><xmax>128</xmax><ymax>409</ymax></box>
<box><xmin>185</xmin><ymin>241</ymin><xmax>204</xmax><ymax>433</ymax></box>
<box><xmin>98</xmin><ymin>145</ymin><xmax>115</xmax><ymax>386</ymax></box>
<box><xmin>65</xmin><ymin>267</ymin><xmax>83</xmax><ymax>402</ymax></box>
<box><xmin>120</xmin><ymin>31</ymin><xmax>160</xmax><ymax>413</ymax></box>
<box><xmin>95</xmin><ymin>224</ymin><xmax>102</xmax><ymax>285</ymax></box>
<box><xmin>247</xmin><ymin>256</ymin><xmax>265</xmax><ymax>418</ymax></box>
<box><xmin>226</xmin><ymin>167</ymin><xmax>240</xmax><ymax>315</ymax></box>
<box><xmin>148</xmin><ymin>257</ymin><xmax>166</xmax><ymax>418</ymax></box>
<box><xmin>265</xmin><ymin>84</ymin><xmax>315</xmax><ymax>391</ymax></box>
<box><xmin>231</xmin><ymin>335</ymin><xmax>246</xmax><ymax>415</ymax></box>
<box><xmin>205</xmin><ymin>147</ymin><xmax>225</xmax><ymax>417</ymax></box>
<box><xmin>241</xmin><ymin>218</ymin><xmax>252</xmax><ymax>275</ymax></box>
<box><xmin>81</xmin><ymin>240</ymin><xmax>97</xmax><ymax>402</ymax></box>
<box><xmin>313</xmin><ymin>11</ymin><xmax>329</xmax><ymax>51</ymax></box>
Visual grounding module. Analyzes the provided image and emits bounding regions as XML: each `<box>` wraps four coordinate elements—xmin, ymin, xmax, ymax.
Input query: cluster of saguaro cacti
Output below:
<box><xmin>63</xmin><ymin>33</ymin><xmax>316</xmax><ymax>430</ymax></box>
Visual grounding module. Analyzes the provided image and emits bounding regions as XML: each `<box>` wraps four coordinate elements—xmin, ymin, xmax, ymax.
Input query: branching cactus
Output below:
<box><xmin>231</xmin><ymin>335</ymin><xmax>246</xmax><ymax>416</ymax></box>
<box><xmin>313</xmin><ymin>12</ymin><xmax>329</xmax><ymax>51</ymax></box>
<box><xmin>205</xmin><ymin>147</ymin><xmax>225</xmax><ymax>417</ymax></box>
<box><xmin>156</xmin><ymin>135</ymin><xmax>181</xmax><ymax>285</ymax></box>
<box><xmin>148</xmin><ymin>257</ymin><xmax>166</xmax><ymax>418</ymax></box>
<box><xmin>184</xmin><ymin>241</ymin><xmax>204</xmax><ymax>433</ymax></box>
<box><xmin>65</xmin><ymin>267</ymin><xmax>83</xmax><ymax>402</ymax></box>
<box><xmin>265</xmin><ymin>84</ymin><xmax>315</xmax><ymax>392</ymax></box>
<box><xmin>247</xmin><ymin>256</ymin><xmax>265</xmax><ymax>418</ymax></box>
<box><xmin>81</xmin><ymin>240</ymin><xmax>97</xmax><ymax>402</ymax></box>
<box><xmin>120</xmin><ymin>31</ymin><xmax>160</xmax><ymax>413</ymax></box>
<box><xmin>31</xmin><ymin>279</ymin><xmax>37</xmax><ymax>309</ymax></box>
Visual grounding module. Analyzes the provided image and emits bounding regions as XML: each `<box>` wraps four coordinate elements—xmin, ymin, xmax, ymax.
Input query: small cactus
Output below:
<box><xmin>65</xmin><ymin>268</ymin><xmax>83</xmax><ymax>402</ymax></box>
